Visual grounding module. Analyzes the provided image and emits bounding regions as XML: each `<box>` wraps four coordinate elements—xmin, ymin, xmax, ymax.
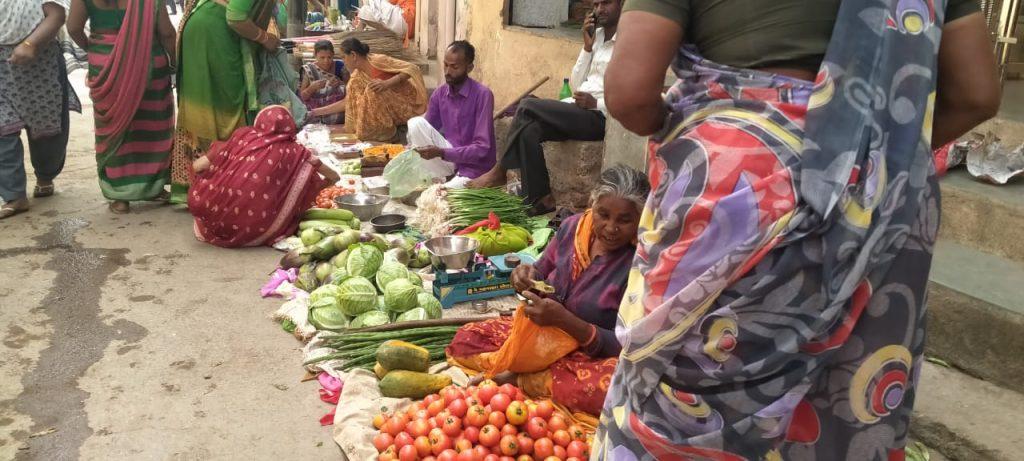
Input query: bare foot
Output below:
<box><xmin>469</xmin><ymin>169</ymin><xmax>508</xmax><ymax>189</ymax></box>
<box><xmin>108</xmin><ymin>201</ymin><xmax>130</xmax><ymax>214</ymax></box>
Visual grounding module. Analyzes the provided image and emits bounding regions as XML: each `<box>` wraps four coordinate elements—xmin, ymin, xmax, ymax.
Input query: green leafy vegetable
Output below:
<box><xmin>376</xmin><ymin>261</ymin><xmax>411</xmax><ymax>292</ymax></box>
<box><xmin>345</xmin><ymin>244</ymin><xmax>384</xmax><ymax>279</ymax></box>
<box><xmin>416</xmin><ymin>292</ymin><xmax>443</xmax><ymax>319</ymax></box>
<box><xmin>396</xmin><ymin>307</ymin><xmax>429</xmax><ymax>322</ymax></box>
<box><xmin>308</xmin><ymin>296</ymin><xmax>349</xmax><ymax>330</ymax></box>
<box><xmin>336</xmin><ymin>276</ymin><xmax>378</xmax><ymax>317</ymax></box>
<box><xmin>350</xmin><ymin>310</ymin><xmax>391</xmax><ymax>328</ymax></box>
<box><xmin>384</xmin><ymin>279</ymin><xmax>419</xmax><ymax>313</ymax></box>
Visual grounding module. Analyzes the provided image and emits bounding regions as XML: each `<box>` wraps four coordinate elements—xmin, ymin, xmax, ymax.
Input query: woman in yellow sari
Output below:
<box><xmin>308</xmin><ymin>38</ymin><xmax>426</xmax><ymax>142</ymax></box>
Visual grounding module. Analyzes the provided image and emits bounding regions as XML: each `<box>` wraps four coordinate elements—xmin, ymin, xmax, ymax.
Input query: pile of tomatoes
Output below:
<box><xmin>314</xmin><ymin>185</ymin><xmax>357</xmax><ymax>209</ymax></box>
<box><xmin>372</xmin><ymin>382</ymin><xmax>591</xmax><ymax>461</ymax></box>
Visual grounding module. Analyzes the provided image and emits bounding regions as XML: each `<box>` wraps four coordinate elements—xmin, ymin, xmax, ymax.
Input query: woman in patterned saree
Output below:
<box><xmin>591</xmin><ymin>0</ymin><xmax>1001</xmax><ymax>459</ymax></box>
<box><xmin>308</xmin><ymin>38</ymin><xmax>427</xmax><ymax>142</ymax></box>
<box><xmin>67</xmin><ymin>0</ymin><xmax>177</xmax><ymax>213</ymax></box>
<box><xmin>448</xmin><ymin>165</ymin><xmax>649</xmax><ymax>420</ymax></box>
<box><xmin>171</xmin><ymin>0</ymin><xmax>281</xmax><ymax>203</ymax></box>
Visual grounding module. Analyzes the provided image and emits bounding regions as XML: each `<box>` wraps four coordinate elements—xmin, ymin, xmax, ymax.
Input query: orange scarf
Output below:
<box><xmin>571</xmin><ymin>209</ymin><xmax>595</xmax><ymax>281</ymax></box>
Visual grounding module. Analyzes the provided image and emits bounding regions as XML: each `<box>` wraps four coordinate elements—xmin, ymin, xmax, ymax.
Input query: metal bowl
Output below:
<box><xmin>333</xmin><ymin>193</ymin><xmax>389</xmax><ymax>221</ymax></box>
<box><xmin>370</xmin><ymin>214</ymin><xmax>407</xmax><ymax>233</ymax></box>
<box><xmin>423</xmin><ymin>236</ymin><xmax>480</xmax><ymax>270</ymax></box>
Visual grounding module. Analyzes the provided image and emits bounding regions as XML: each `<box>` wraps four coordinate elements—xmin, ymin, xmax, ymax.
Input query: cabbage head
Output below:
<box><xmin>309</xmin><ymin>284</ymin><xmax>343</xmax><ymax>307</ymax></box>
<box><xmin>377</xmin><ymin>295</ymin><xmax>386</xmax><ymax>311</ymax></box>
<box><xmin>396</xmin><ymin>307</ymin><xmax>429</xmax><ymax>323</ymax></box>
<box><xmin>417</xmin><ymin>292</ymin><xmax>443</xmax><ymax>319</ymax></box>
<box><xmin>407</xmin><ymin>270</ymin><xmax>422</xmax><ymax>288</ymax></box>
<box><xmin>345</xmin><ymin>244</ymin><xmax>384</xmax><ymax>278</ymax></box>
<box><xmin>308</xmin><ymin>297</ymin><xmax>348</xmax><ymax>330</ymax></box>
<box><xmin>375</xmin><ymin>261</ymin><xmax>410</xmax><ymax>292</ymax></box>
<box><xmin>326</xmin><ymin>267</ymin><xmax>351</xmax><ymax>285</ymax></box>
<box><xmin>336</xmin><ymin>276</ymin><xmax>378</xmax><ymax>316</ymax></box>
<box><xmin>349</xmin><ymin>310</ymin><xmax>390</xmax><ymax>328</ymax></box>
<box><xmin>384</xmin><ymin>279</ymin><xmax>419</xmax><ymax>312</ymax></box>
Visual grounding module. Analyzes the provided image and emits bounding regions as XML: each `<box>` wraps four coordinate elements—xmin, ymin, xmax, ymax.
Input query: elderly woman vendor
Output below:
<box><xmin>447</xmin><ymin>164</ymin><xmax>650</xmax><ymax>417</ymax></box>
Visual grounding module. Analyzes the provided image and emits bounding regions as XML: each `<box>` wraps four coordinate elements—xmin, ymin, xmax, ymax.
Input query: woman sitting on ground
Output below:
<box><xmin>447</xmin><ymin>164</ymin><xmax>650</xmax><ymax>419</ymax></box>
<box><xmin>188</xmin><ymin>105</ymin><xmax>340</xmax><ymax>248</ymax></box>
<box><xmin>299</xmin><ymin>39</ymin><xmax>350</xmax><ymax>126</ymax></box>
<box><xmin>308</xmin><ymin>37</ymin><xmax>427</xmax><ymax>142</ymax></box>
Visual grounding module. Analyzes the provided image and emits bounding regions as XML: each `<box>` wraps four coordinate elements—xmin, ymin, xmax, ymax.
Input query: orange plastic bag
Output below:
<box><xmin>486</xmin><ymin>305</ymin><xmax>579</xmax><ymax>376</ymax></box>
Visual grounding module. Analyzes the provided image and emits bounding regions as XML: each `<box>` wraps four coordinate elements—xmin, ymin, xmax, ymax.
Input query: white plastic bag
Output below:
<box><xmin>383</xmin><ymin>149</ymin><xmax>454</xmax><ymax>198</ymax></box>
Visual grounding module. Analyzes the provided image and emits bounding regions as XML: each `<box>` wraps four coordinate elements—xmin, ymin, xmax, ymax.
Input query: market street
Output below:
<box><xmin>0</xmin><ymin>71</ymin><xmax>339</xmax><ymax>460</ymax></box>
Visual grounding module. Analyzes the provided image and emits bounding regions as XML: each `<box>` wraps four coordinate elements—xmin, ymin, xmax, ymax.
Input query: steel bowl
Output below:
<box><xmin>424</xmin><ymin>236</ymin><xmax>480</xmax><ymax>270</ymax></box>
<box><xmin>370</xmin><ymin>214</ymin><xmax>407</xmax><ymax>233</ymax></box>
<box><xmin>333</xmin><ymin>193</ymin><xmax>389</xmax><ymax>221</ymax></box>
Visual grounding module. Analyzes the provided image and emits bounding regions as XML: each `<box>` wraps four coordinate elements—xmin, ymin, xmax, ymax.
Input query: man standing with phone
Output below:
<box><xmin>470</xmin><ymin>0</ymin><xmax>621</xmax><ymax>216</ymax></box>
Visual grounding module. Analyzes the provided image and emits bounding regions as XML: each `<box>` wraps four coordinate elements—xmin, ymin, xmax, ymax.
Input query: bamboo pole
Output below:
<box><xmin>493</xmin><ymin>76</ymin><xmax>550</xmax><ymax>121</ymax></box>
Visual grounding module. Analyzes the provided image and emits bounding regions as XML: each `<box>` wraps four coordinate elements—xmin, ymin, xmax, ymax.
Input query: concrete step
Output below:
<box><xmin>925</xmin><ymin>240</ymin><xmax>1024</xmax><ymax>395</ymax></box>
<box><xmin>911</xmin><ymin>362</ymin><xmax>1024</xmax><ymax>461</ymax></box>
<box><xmin>939</xmin><ymin>169</ymin><xmax>1024</xmax><ymax>264</ymax></box>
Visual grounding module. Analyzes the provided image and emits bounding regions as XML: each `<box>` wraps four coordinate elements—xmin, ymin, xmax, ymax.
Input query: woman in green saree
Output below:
<box><xmin>172</xmin><ymin>0</ymin><xmax>280</xmax><ymax>203</ymax></box>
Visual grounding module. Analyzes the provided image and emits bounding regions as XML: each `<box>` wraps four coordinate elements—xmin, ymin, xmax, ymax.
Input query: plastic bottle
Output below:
<box><xmin>558</xmin><ymin>78</ymin><xmax>572</xmax><ymax>100</ymax></box>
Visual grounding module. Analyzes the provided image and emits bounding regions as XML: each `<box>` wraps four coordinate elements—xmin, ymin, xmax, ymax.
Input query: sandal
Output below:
<box><xmin>108</xmin><ymin>201</ymin><xmax>130</xmax><ymax>214</ymax></box>
<box><xmin>0</xmin><ymin>202</ymin><xmax>28</xmax><ymax>220</ymax></box>
<box><xmin>33</xmin><ymin>184</ymin><xmax>55</xmax><ymax>198</ymax></box>
<box><xmin>148</xmin><ymin>190</ymin><xmax>171</xmax><ymax>202</ymax></box>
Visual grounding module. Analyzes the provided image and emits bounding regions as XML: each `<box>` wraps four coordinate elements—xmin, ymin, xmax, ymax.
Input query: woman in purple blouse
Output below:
<box><xmin>450</xmin><ymin>165</ymin><xmax>649</xmax><ymax>416</ymax></box>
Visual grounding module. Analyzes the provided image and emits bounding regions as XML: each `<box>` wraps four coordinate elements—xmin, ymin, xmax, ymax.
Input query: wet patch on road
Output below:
<box><xmin>0</xmin><ymin>218</ymin><xmax>149</xmax><ymax>460</ymax></box>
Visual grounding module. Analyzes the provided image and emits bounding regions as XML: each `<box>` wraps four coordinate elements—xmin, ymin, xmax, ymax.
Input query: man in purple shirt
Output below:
<box><xmin>407</xmin><ymin>41</ymin><xmax>496</xmax><ymax>179</ymax></box>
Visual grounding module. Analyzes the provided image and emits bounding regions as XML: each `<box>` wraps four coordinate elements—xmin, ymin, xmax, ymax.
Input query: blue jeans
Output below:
<box><xmin>0</xmin><ymin>78</ymin><xmax>70</xmax><ymax>203</ymax></box>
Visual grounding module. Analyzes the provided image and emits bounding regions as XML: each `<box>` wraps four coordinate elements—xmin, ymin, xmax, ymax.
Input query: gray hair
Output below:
<box><xmin>590</xmin><ymin>164</ymin><xmax>651</xmax><ymax>211</ymax></box>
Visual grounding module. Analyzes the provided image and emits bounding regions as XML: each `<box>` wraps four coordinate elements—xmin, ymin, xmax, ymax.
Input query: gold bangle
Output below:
<box><xmin>22</xmin><ymin>40</ymin><xmax>34</xmax><ymax>48</ymax></box>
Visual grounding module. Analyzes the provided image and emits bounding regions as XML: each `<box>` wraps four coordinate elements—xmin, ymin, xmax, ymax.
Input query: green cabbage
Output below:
<box><xmin>310</xmin><ymin>284</ymin><xmax>343</xmax><ymax>306</ymax></box>
<box><xmin>375</xmin><ymin>261</ymin><xmax>410</xmax><ymax>292</ymax></box>
<box><xmin>326</xmin><ymin>267</ymin><xmax>351</xmax><ymax>285</ymax></box>
<box><xmin>308</xmin><ymin>297</ymin><xmax>348</xmax><ymax>330</ymax></box>
<box><xmin>384</xmin><ymin>279</ymin><xmax>419</xmax><ymax>312</ymax></box>
<box><xmin>407</xmin><ymin>270</ymin><xmax>422</xmax><ymax>289</ymax></box>
<box><xmin>345</xmin><ymin>244</ymin><xmax>384</xmax><ymax>278</ymax></box>
<box><xmin>336</xmin><ymin>276</ymin><xmax>378</xmax><ymax>316</ymax></box>
<box><xmin>349</xmin><ymin>310</ymin><xmax>390</xmax><ymax>328</ymax></box>
<box><xmin>377</xmin><ymin>295</ymin><xmax>386</xmax><ymax>310</ymax></box>
<box><xmin>396</xmin><ymin>307</ymin><xmax>429</xmax><ymax>323</ymax></box>
<box><xmin>417</xmin><ymin>292</ymin><xmax>444</xmax><ymax>319</ymax></box>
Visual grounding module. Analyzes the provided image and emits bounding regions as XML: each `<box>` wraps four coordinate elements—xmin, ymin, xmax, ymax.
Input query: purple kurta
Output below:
<box><xmin>424</xmin><ymin>78</ymin><xmax>496</xmax><ymax>178</ymax></box>
<box><xmin>534</xmin><ymin>213</ymin><xmax>633</xmax><ymax>358</ymax></box>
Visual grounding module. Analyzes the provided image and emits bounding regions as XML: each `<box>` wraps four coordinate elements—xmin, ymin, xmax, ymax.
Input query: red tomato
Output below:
<box><xmin>456</xmin><ymin>450</ymin><xmax>474</xmax><ymax>461</ymax></box>
<box><xmin>516</xmin><ymin>435</ymin><xmax>534</xmax><ymax>456</ymax></box>
<box><xmin>465</xmin><ymin>405</ymin><xmax>489</xmax><ymax>427</ymax></box>
<box><xmin>442</xmin><ymin>415</ymin><xmax>463</xmax><ymax>437</ymax></box>
<box><xmin>499</xmin><ymin>435</ymin><xmax>519</xmax><ymax>456</ymax></box>
<box><xmin>373</xmin><ymin>433</ymin><xmax>394</xmax><ymax>453</ymax></box>
<box><xmin>423</xmin><ymin>457</ymin><xmax>436</xmax><ymax>461</ymax></box>
<box><xmin>448</xmin><ymin>398</ymin><xmax>469</xmax><ymax>418</ymax></box>
<box><xmin>566</xmin><ymin>440</ymin><xmax>589</xmax><ymax>458</ymax></box>
<box><xmin>434</xmin><ymin>412</ymin><xmax>449</xmax><ymax>429</ymax></box>
<box><xmin>473</xmin><ymin>446</ymin><xmax>491</xmax><ymax>458</ymax></box>
<box><xmin>414</xmin><ymin>436</ymin><xmax>433</xmax><ymax>457</ymax></box>
<box><xmin>499</xmin><ymin>457</ymin><xmax>515</xmax><ymax>461</ymax></box>
<box><xmin>490</xmin><ymin>394</ymin><xmax>512</xmax><ymax>413</ymax></box>
<box><xmin>477</xmin><ymin>384</ymin><xmax>499</xmax><ymax>406</ymax></box>
<box><xmin>526</xmin><ymin>417</ymin><xmax>548</xmax><ymax>440</ymax></box>
<box><xmin>428</xmin><ymin>399</ymin><xmax>446</xmax><ymax>417</ymax></box>
<box><xmin>551</xmin><ymin>429</ymin><xmax>571</xmax><ymax>448</ymax></box>
<box><xmin>487</xmin><ymin>411</ymin><xmax>507</xmax><ymax>428</ymax></box>
<box><xmin>535</xmin><ymin>401</ymin><xmax>554</xmax><ymax>420</ymax></box>
<box><xmin>384</xmin><ymin>417</ymin><xmax>406</xmax><ymax>437</ymax></box>
<box><xmin>547</xmin><ymin>415</ymin><xmax>568</xmax><ymax>433</ymax></box>
<box><xmin>479</xmin><ymin>424</ymin><xmax>501</xmax><ymax>448</ymax></box>
<box><xmin>498</xmin><ymin>384</ymin><xmax>518</xmax><ymax>397</ymax></box>
<box><xmin>414</xmin><ymin>409</ymin><xmax>432</xmax><ymax>421</ymax></box>
<box><xmin>567</xmin><ymin>458</ymin><xmax>582</xmax><ymax>461</ymax></box>
<box><xmin>436</xmin><ymin>449</ymin><xmax>458</xmax><ymax>461</ymax></box>
<box><xmin>533</xmin><ymin>437</ymin><xmax>554</xmax><ymax>459</ymax></box>
<box><xmin>505</xmin><ymin>401</ymin><xmax>528</xmax><ymax>426</ymax></box>
<box><xmin>543</xmin><ymin>458</ymin><xmax>560</xmax><ymax>461</ymax></box>
<box><xmin>409</xmin><ymin>420</ymin><xmax>431</xmax><ymax>438</ymax></box>
<box><xmin>516</xmin><ymin>456</ymin><xmax>532</xmax><ymax>461</ymax></box>
<box><xmin>501</xmin><ymin>424</ymin><xmax>518</xmax><ymax>437</ymax></box>
<box><xmin>424</xmin><ymin>394</ymin><xmax>441</xmax><ymax>406</ymax></box>
<box><xmin>483</xmin><ymin>455</ymin><xmax>500</xmax><ymax>461</ymax></box>
<box><xmin>442</xmin><ymin>387</ymin><xmax>465</xmax><ymax>406</ymax></box>
<box><xmin>378</xmin><ymin>446</ymin><xmax>397</xmax><ymax>461</ymax></box>
<box><xmin>553</xmin><ymin>445</ymin><xmax>567</xmax><ymax>459</ymax></box>
<box><xmin>428</xmin><ymin>418</ymin><xmax>439</xmax><ymax>429</ymax></box>
<box><xmin>466</xmin><ymin>395</ymin><xmax>481</xmax><ymax>407</ymax></box>
<box><xmin>463</xmin><ymin>426</ymin><xmax>480</xmax><ymax>444</ymax></box>
<box><xmin>567</xmin><ymin>424</ymin><xmax>587</xmax><ymax>443</ymax></box>
<box><xmin>394</xmin><ymin>432</ymin><xmax>415</xmax><ymax>450</ymax></box>
<box><xmin>399</xmin><ymin>444</ymin><xmax>418</xmax><ymax>461</ymax></box>
<box><xmin>454</xmin><ymin>437</ymin><xmax>473</xmax><ymax>453</ymax></box>
<box><xmin>429</xmin><ymin>432</ymin><xmax>451</xmax><ymax>456</ymax></box>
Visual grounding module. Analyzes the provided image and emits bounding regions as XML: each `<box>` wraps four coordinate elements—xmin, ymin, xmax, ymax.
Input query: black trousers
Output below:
<box><xmin>500</xmin><ymin>98</ymin><xmax>606</xmax><ymax>204</ymax></box>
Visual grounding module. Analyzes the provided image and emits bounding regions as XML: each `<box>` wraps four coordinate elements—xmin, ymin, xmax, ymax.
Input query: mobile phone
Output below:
<box><xmin>587</xmin><ymin>11</ymin><xmax>596</xmax><ymax>36</ymax></box>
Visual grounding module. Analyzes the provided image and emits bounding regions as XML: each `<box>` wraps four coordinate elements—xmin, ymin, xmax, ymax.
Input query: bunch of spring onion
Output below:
<box><xmin>304</xmin><ymin>325</ymin><xmax>459</xmax><ymax>370</ymax></box>
<box><xmin>447</xmin><ymin>188</ymin><xmax>531</xmax><ymax>229</ymax></box>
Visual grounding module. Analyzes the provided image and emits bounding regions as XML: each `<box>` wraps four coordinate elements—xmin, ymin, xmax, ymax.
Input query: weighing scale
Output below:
<box><xmin>432</xmin><ymin>253</ymin><xmax>536</xmax><ymax>308</ymax></box>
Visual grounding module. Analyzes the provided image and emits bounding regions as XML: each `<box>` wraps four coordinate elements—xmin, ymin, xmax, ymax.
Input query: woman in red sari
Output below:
<box><xmin>188</xmin><ymin>105</ymin><xmax>339</xmax><ymax>248</ymax></box>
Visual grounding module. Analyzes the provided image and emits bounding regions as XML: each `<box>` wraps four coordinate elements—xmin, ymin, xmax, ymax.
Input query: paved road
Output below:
<box><xmin>0</xmin><ymin>72</ymin><xmax>339</xmax><ymax>460</ymax></box>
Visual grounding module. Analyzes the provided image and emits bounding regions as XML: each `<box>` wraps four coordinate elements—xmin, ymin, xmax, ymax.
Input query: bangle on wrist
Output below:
<box><xmin>22</xmin><ymin>40</ymin><xmax>34</xmax><ymax>48</ymax></box>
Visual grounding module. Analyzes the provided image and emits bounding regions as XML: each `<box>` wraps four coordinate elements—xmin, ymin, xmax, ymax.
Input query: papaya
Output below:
<box><xmin>376</xmin><ymin>340</ymin><xmax>430</xmax><ymax>372</ymax></box>
<box><xmin>374</xmin><ymin>362</ymin><xmax>389</xmax><ymax>379</ymax></box>
<box><xmin>378</xmin><ymin>370</ymin><xmax>452</xmax><ymax>399</ymax></box>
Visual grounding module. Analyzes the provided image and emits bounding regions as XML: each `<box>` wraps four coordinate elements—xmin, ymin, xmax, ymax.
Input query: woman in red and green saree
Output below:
<box><xmin>68</xmin><ymin>0</ymin><xmax>177</xmax><ymax>213</ymax></box>
<box><xmin>171</xmin><ymin>0</ymin><xmax>281</xmax><ymax>203</ymax></box>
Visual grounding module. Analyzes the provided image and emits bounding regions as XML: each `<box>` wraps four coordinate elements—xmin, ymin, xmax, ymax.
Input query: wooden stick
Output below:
<box><xmin>493</xmin><ymin>76</ymin><xmax>550</xmax><ymax>121</ymax></box>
